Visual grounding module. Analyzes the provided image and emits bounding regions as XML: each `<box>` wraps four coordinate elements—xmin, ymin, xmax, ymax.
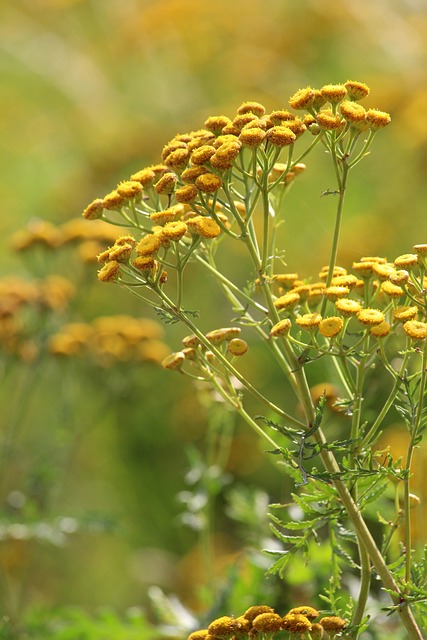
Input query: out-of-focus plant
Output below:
<box><xmin>0</xmin><ymin>219</ymin><xmax>172</xmax><ymax>634</ymax></box>
<box><xmin>83</xmin><ymin>80</ymin><xmax>427</xmax><ymax>639</ymax></box>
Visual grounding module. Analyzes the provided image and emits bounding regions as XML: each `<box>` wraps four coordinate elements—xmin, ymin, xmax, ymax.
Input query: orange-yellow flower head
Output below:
<box><xmin>316</xmin><ymin>109</ymin><xmax>344</xmax><ymax>130</ymax></box>
<box><xmin>161</xmin><ymin>221</ymin><xmax>188</xmax><ymax>242</ymax></box>
<box><xmin>154</xmin><ymin>172</ymin><xmax>177</xmax><ymax>195</ymax></box>
<box><xmin>237</xmin><ymin>101</ymin><xmax>266</xmax><ymax>117</ymax></box>
<box><xmin>274</xmin><ymin>291</ymin><xmax>300</xmax><ymax>310</ymax></box>
<box><xmin>252</xmin><ymin>613</ymin><xmax>283</xmax><ymax>633</ymax></box>
<box><xmin>97</xmin><ymin>260</ymin><xmax>121</xmax><ymax>283</ymax></box>
<box><xmin>227</xmin><ymin>338</ymin><xmax>248</xmax><ymax>356</ymax></box>
<box><xmin>335</xmin><ymin>298</ymin><xmax>362</xmax><ymax>316</ymax></box>
<box><xmin>370</xmin><ymin>321</ymin><xmax>391</xmax><ymax>338</ymax></box>
<box><xmin>204</xmin><ymin>115</ymin><xmax>232</xmax><ymax>135</ymax></box>
<box><xmin>243</xmin><ymin>606</ymin><xmax>275</xmax><ymax>621</ymax></box>
<box><xmin>289</xmin><ymin>87</ymin><xmax>315</xmax><ymax>110</ymax></box>
<box><xmin>319</xmin><ymin>316</ymin><xmax>343</xmax><ymax>338</ymax></box>
<box><xmin>296</xmin><ymin>313</ymin><xmax>322</xmax><ymax>330</ymax></box>
<box><xmin>195</xmin><ymin>173</ymin><xmax>223</xmax><ymax>193</ymax></box>
<box><xmin>344</xmin><ymin>80</ymin><xmax>370</xmax><ymax>101</ymax></box>
<box><xmin>366</xmin><ymin>108</ymin><xmax>391</xmax><ymax>129</ymax></box>
<box><xmin>403</xmin><ymin>320</ymin><xmax>427</xmax><ymax>341</ymax></box>
<box><xmin>282</xmin><ymin>614</ymin><xmax>312</xmax><ymax>634</ymax></box>
<box><xmin>137</xmin><ymin>234</ymin><xmax>162</xmax><ymax>256</ymax></box>
<box><xmin>270</xmin><ymin>318</ymin><xmax>292</xmax><ymax>337</ymax></box>
<box><xmin>357</xmin><ymin>308</ymin><xmax>385</xmax><ymax>326</ymax></box>
<box><xmin>287</xmin><ymin>607</ymin><xmax>319</xmax><ymax>621</ymax></box>
<box><xmin>83</xmin><ymin>198</ymin><xmax>104</xmax><ymax>220</ymax></box>
<box><xmin>320</xmin><ymin>83</ymin><xmax>347</xmax><ymax>103</ymax></box>
<box><xmin>266</xmin><ymin>126</ymin><xmax>296</xmax><ymax>146</ymax></box>
<box><xmin>319</xmin><ymin>616</ymin><xmax>347</xmax><ymax>633</ymax></box>
<box><xmin>117</xmin><ymin>180</ymin><xmax>143</xmax><ymax>199</ymax></box>
<box><xmin>239</xmin><ymin>127</ymin><xmax>267</xmax><ymax>147</ymax></box>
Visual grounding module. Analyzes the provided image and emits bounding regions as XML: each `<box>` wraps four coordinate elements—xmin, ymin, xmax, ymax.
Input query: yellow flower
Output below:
<box><xmin>191</xmin><ymin>144</ymin><xmax>217</xmax><ymax>165</ymax></box>
<box><xmin>288</xmin><ymin>87</ymin><xmax>315</xmax><ymax>110</ymax></box>
<box><xmin>82</xmin><ymin>198</ymin><xmax>104</xmax><ymax>220</ymax></box>
<box><xmin>324</xmin><ymin>285</ymin><xmax>350</xmax><ymax>301</ymax></box>
<box><xmin>239</xmin><ymin>127</ymin><xmax>267</xmax><ymax>147</ymax></box>
<box><xmin>195</xmin><ymin>173</ymin><xmax>223</xmax><ymax>193</ymax></box>
<box><xmin>130</xmin><ymin>168</ymin><xmax>156</xmax><ymax>187</ymax></box>
<box><xmin>227</xmin><ymin>338</ymin><xmax>248</xmax><ymax>356</ymax></box>
<box><xmin>282</xmin><ymin>614</ymin><xmax>312</xmax><ymax>634</ymax></box>
<box><xmin>132</xmin><ymin>256</ymin><xmax>156</xmax><ymax>273</ymax></box>
<box><xmin>181</xmin><ymin>166</ymin><xmax>208</xmax><ymax>183</ymax></box>
<box><xmin>210</xmin><ymin>143</ymin><xmax>241</xmax><ymax>170</ymax></box>
<box><xmin>357</xmin><ymin>308</ymin><xmax>385</xmax><ymax>326</ymax></box>
<box><xmin>335</xmin><ymin>298</ymin><xmax>362</xmax><ymax>316</ymax></box>
<box><xmin>393</xmin><ymin>306</ymin><xmax>418</xmax><ymax>322</ymax></box>
<box><xmin>175</xmin><ymin>184</ymin><xmax>199</xmax><ymax>204</ymax></box>
<box><xmin>165</xmin><ymin>147</ymin><xmax>190</xmax><ymax>170</ymax></box>
<box><xmin>319</xmin><ymin>616</ymin><xmax>347</xmax><ymax>633</ymax></box>
<box><xmin>366</xmin><ymin>108</ymin><xmax>391</xmax><ymax>129</ymax></box>
<box><xmin>340</xmin><ymin>100</ymin><xmax>367</xmax><ymax>127</ymax></box>
<box><xmin>319</xmin><ymin>316</ymin><xmax>343</xmax><ymax>338</ymax></box>
<box><xmin>136</xmin><ymin>234</ymin><xmax>162</xmax><ymax>256</ymax></box>
<box><xmin>208</xmin><ymin>616</ymin><xmax>238</xmax><ymax>637</ymax></box>
<box><xmin>380</xmin><ymin>280</ymin><xmax>404</xmax><ymax>298</ymax></box>
<box><xmin>274</xmin><ymin>273</ymin><xmax>299</xmax><ymax>288</ymax></box>
<box><xmin>270</xmin><ymin>318</ymin><xmax>292</xmax><ymax>337</ymax></box>
<box><xmin>330</xmin><ymin>274</ymin><xmax>358</xmax><ymax>288</ymax></box>
<box><xmin>370</xmin><ymin>321</ymin><xmax>391</xmax><ymax>338</ymax></box>
<box><xmin>296</xmin><ymin>313</ymin><xmax>322</xmax><ymax>330</ymax></box>
<box><xmin>117</xmin><ymin>180</ymin><xmax>143</xmax><ymax>198</ymax></box>
<box><xmin>252</xmin><ymin>613</ymin><xmax>283</xmax><ymax>633</ymax></box>
<box><xmin>394</xmin><ymin>253</ymin><xmax>419</xmax><ymax>268</ymax></box>
<box><xmin>204</xmin><ymin>115</ymin><xmax>232</xmax><ymax>134</ymax></box>
<box><xmin>287</xmin><ymin>607</ymin><xmax>319</xmax><ymax>621</ymax></box>
<box><xmin>274</xmin><ymin>291</ymin><xmax>300</xmax><ymax>310</ymax></box>
<box><xmin>373</xmin><ymin>263</ymin><xmax>396</xmax><ymax>280</ymax></box>
<box><xmin>161</xmin><ymin>221</ymin><xmax>188</xmax><ymax>241</ymax></box>
<box><xmin>97</xmin><ymin>260</ymin><xmax>121</xmax><ymax>283</ymax></box>
<box><xmin>150</xmin><ymin>208</ymin><xmax>178</xmax><ymax>225</ymax></box>
<box><xmin>320</xmin><ymin>83</ymin><xmax>347</xmax><ymax>103</ymax></box>
<box><xmin>403</xmin><ymin>320</ymin><xmax>427</xmax><ymax>340</ymax></box>
<box><xmin>109</xmin><ymin>242</ymin><xmax>134</xmax><ymax>263</ymax></box>
<box><xmin>162</xmin><ymin>352</ymin><xmax>185</xmax><ymax>371</ymax></box>
<box><xmin>187</xmin><ymin>630</ymin><xmax>209</xmax><ymax>640</ymax></box>
<box><xmin>344</xmin><ymin>80</ymin><xmax>370</xmax><ymax>100</ymax></box>
<box><xmin>413</xmin><ymin>243</ymin><xmax>427</xmax><ymax>254</ymax></box>
<box><xmin>102</xmin><ymin>190</ymin><xmax>125</xmax><ymax>210</ymax></box>
<box><xmin>319</xmin><ymin>265</ymin><xmax>347</xmax><ymax>280</ymax></box>
<box><xmin>237</xmin><ymin>101</ymin><xmax>266</xmax><ymax>117</ymax></box>
<box><xmin>265</xmin><ymin>126</ymin><xmax>296</xmax><ymax>146</ymax></box>
<box><xmin>243</xmin><ymin>606</ymin><xmax>275</xmax><ymax>621</ymax></box>
<box><xmin>154</xmin><ymin>172</ymin><xmax>177</xmax><ymax>195</ymax></box>
<box><xmin>206</xmin><ymin>327</ymin><xmax>241</xmax><ymax>344</ymax></box>
<box><xmin>195</xmin><ymin>217</ymin><xmax>222</xmax><ymax>239</ymax></box>
<box><xmin>316</xmin><ymin>109</ymin><xmax>344</xmax><ymax>130</ymax></box>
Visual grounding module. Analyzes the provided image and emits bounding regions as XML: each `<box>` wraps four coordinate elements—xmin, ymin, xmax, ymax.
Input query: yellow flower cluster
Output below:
<box><xmin>162</xmin><ymin>326</ymin><xmax>247</xmax><ymax>372</ymax></box>
<box><xmin>187</xmin><ymin>604</ymin><xmax>346</xmax><ymax>640</ymax></box>
<box><xmin>288</xmin><ymin>81</ymin><xmax>391</xmax><ymax>132</ymax></box>
<box><xmin>48</xmin><ymin>315</ymin><xmax>169</xmax><ymax>365</ymax></box>
<box><xmin>270</xmin><ymin>246</ymin><xmax>427</xmax><ymax>343</ymax></box>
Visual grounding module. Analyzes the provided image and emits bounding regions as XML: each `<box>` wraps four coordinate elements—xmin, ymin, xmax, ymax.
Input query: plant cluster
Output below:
<box><xmin>82</xmin><ymin>82</ymin><xmax>427</xmax><ymax>639</ymax></box>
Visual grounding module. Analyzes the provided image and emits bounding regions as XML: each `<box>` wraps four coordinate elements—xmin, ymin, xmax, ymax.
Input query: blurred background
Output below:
<box><xmin>1</xmin><ymin>0</ymin><xmax>427</xmax><ymax>635</ymax></box>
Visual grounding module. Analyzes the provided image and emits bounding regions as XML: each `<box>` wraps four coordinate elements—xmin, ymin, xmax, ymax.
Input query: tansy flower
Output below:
<box><xmin>274</xmin><ymin>291</ymin><xmax>300</xmax><ymax>310</ymax></box>
<box><xmin>320</xmin><ymin>83</ymin><xmax>347</xmax><ymax>103</ymax></box>
<box><xmin>319</xmin><ymin>616</ymin><xmax>347</xmax><ymax>633</ymax></box>
<box><xmin>310</xmin><ymin>623</ymin><xmax>324</xmax><ymax>639</ymax></box>
<box><xmin>340</xmin><ymin>100</ymin><xmax>367</xmax><ymax>125</ymax></box>
<box><xmin>282</xmin><ymin>614</ymin><xmax>312</xmax><ymax>634</ymax></box>
<box><xmin>288</xmin><ymin>87</ymin><xmax>315</xmax><ymax>110</ymax></box>
<box><xmin>210</xmin><ymin>144</ymin><xmax>241</xmax><ymax>170</ymax></box>
<box><xmin>330</xmin><ymin>274</ymin><xmax>358</xmax><ymax>288</ymax></box>
<box><xmin>287</xmin><ymin>607</ymin><xmax>319</xmax><ymax>620</ymax></box>
<box><xmin>188</xmin><ymin>630</ymin><xmax>209</xmax><ymax>640</ymax></box>
<box><xmin>270</xmin><ymin>318</ymin><xmax>292</xmax><ymax>337</ymax></box>
<box><xmin>296</xmin><ymin>313</ymin><xmax>322</xmax><ymax>330</ymax></box>
<box><xmin>266</xmin><ymin>126</ymin><xmax>296</xmax><ymax>146</ymax></box>
<box><xmin>403</xmin><ymin>320</ymin><xmax>427</xmax><ymax>340</ymax></box>
<box><xmin>109</xmin><ymin>242</ymin><xmax>133</xmax><ymax>263</ymax></box>
<box><xmin>205</xmin><ymin>327</ymin><xmax>241</xmax><ymax>344</ymax></box>
<box><xmin>204</xmin><ymin>115</ymin><xmax>232</xmax><ymax>134</ymax></box>
<box><xmin>393</xmin><ymin>306</ymin><xmax>418</xmax><ymax>322</ymax></box>
<box><xmin>175</xmin><ymin>184</ymin><xmax>199</xmax><ymax>204</ymax></box>
<box><xmin>357</xmin><ymin>308</ymin><xmax>385</xmax><ymax>326</ymax></box>
<box><xmin>117</xmin><ymin>180</ymin><xmax>143</xmax><ymax>198</ymax></box>
<box><xmin>154</xmin><ymin>172</ymin><xmax>177</xmax><ymax>195</ymax></box>
<box><xmin>366</xmin><ymin>109</ymin><xmax>391</xmax><ymax>129</ymax></box>
<box><xmin>373</xmin><ymin>263</ymin><xmax>396</xmax><ymax>279</ymax></box>
<box><xmin>161</xmin><ymin>221</ymin><xmax>188</xmax><ymax>241</ymax></box>
<box><xmin>335</xmin><ymin>298</ymin><xmax>362</xmax><ymax>316</ymax></box>
<box><xmin>390</xmin><ymin>269</ymin><xmax>409</xmax><ymax>285</ymax></box>
<box><xmin>102</xmin><ymin>190</ymin><xmax>125</xmax><ymax>210</ymax></box>
<box><xmin>161</xmin><ymin>140</ymin><xmax>187</xmax><ymax>160</ymax></box>
<box><xmin>274</xmin><ymin>273</ymin><xmax>299</xmax><ymax>288</ymax></box>
<box><xmin>162</xmin><ymin>352</ymin><xmax>185</xmax><ymax>371</ymax></box>
<box><xmin>413</xmin><ymin>243</ymin><xmax>427</xmax><ymax>254</ymax></box>
<box><xmin>370</xmin><ymin>321</ymin><xmax>391</xmax><ymax>338</ymax></box>
<box><xmin>239</xmin><ymin>127</ymin><xmax>266</xmax><ymax>147</ymax></box>
<box><xmin>394</xmin><ymin>253</ymin><xmax>419</xmax><ymax>268</ymax></box>
<box><xmin>136</xmin><ymin>234</ymin><xmax>162</xmax><ymax>256</ymax></box>
<box><xmin>243</xmin><ymin>606</ymin><xmax>275</xmax><ymax>621</ymax></box>
<box><xmin>380</xmin><ymin>280</ymin><xmax>404</xmax><ymax>298</ymax></box>
<box><xmin>319</xmin><ymin>265</ymin><xmax>347</xmax><ymax>280</ymax></box>
<box><xmin>150</xmin><ymin>209</ymin><xmax>177</xmax><ymax>225</ymax></box>
<box><xmin>319</xmin><ymin>316</ymin><xmax>343</xmax><ymax>338</ymax></box>
<box><xmin>324</xmin><ymin>285</ymin><xmax>350</xmax><ymax>301</ymax></box>
<box><xmin>237</xmin><ymin>101</ymin><xmax>266</xmax><ymax>117</ymax></box>
<box><xmin>130</xmin><ymin>168</ymin><xmax>156</xmax><ymax>187</ymax></box>
<box><xmin>97</xmin><ymin>261</ymin><xmax>121</xmax><ymax>282</ymax></box>
<box><xmin>252</xmin><ymin>613</ymin><xmax>283</xmax><ymax>633</ymax></box>
<box><xmin>83</xmin><ymin>198</ymin><xmax>104</xmax><ymax>220</ymax></box>
<box><xmin>133</xmin><ymin>256</ymin><xmax>156</xmax><ymax>273</ymax></box>
<box><xmin>191</xmin><ymin>145</ymin><xmax>217</xmax><ymax>165</ymax></box>
<box><xmin>344</xmin><ymin>80</ymin><xmax>370</xmax><ymax>100</ymax></box>
<box><xmin>195</xmin><ymin>173</ymin><xmax>223</xmax><ymax>193</ymax></box>
<box><xmin>181</xmin><ymin>166</ymin><xmax>208</xmax><ymax>183</ymax></box>
<box><xmin>316</xmin><ymin>109</ymin><xmax>344</xmax><ymax>130</ymax></box>
<box><xmin>165</xmin><ymin>148</ymin><xmax>190</xmax><ymax>170</ymax></box>
<box><xmin>208</xmin><ymin>616</ymin><xmax>238</xmax><ymax>637</ymax></box>
<box><xmin>227</xmin><ymin>338</ymin><xmax>248</xmax><ymax>356</ymax></box>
